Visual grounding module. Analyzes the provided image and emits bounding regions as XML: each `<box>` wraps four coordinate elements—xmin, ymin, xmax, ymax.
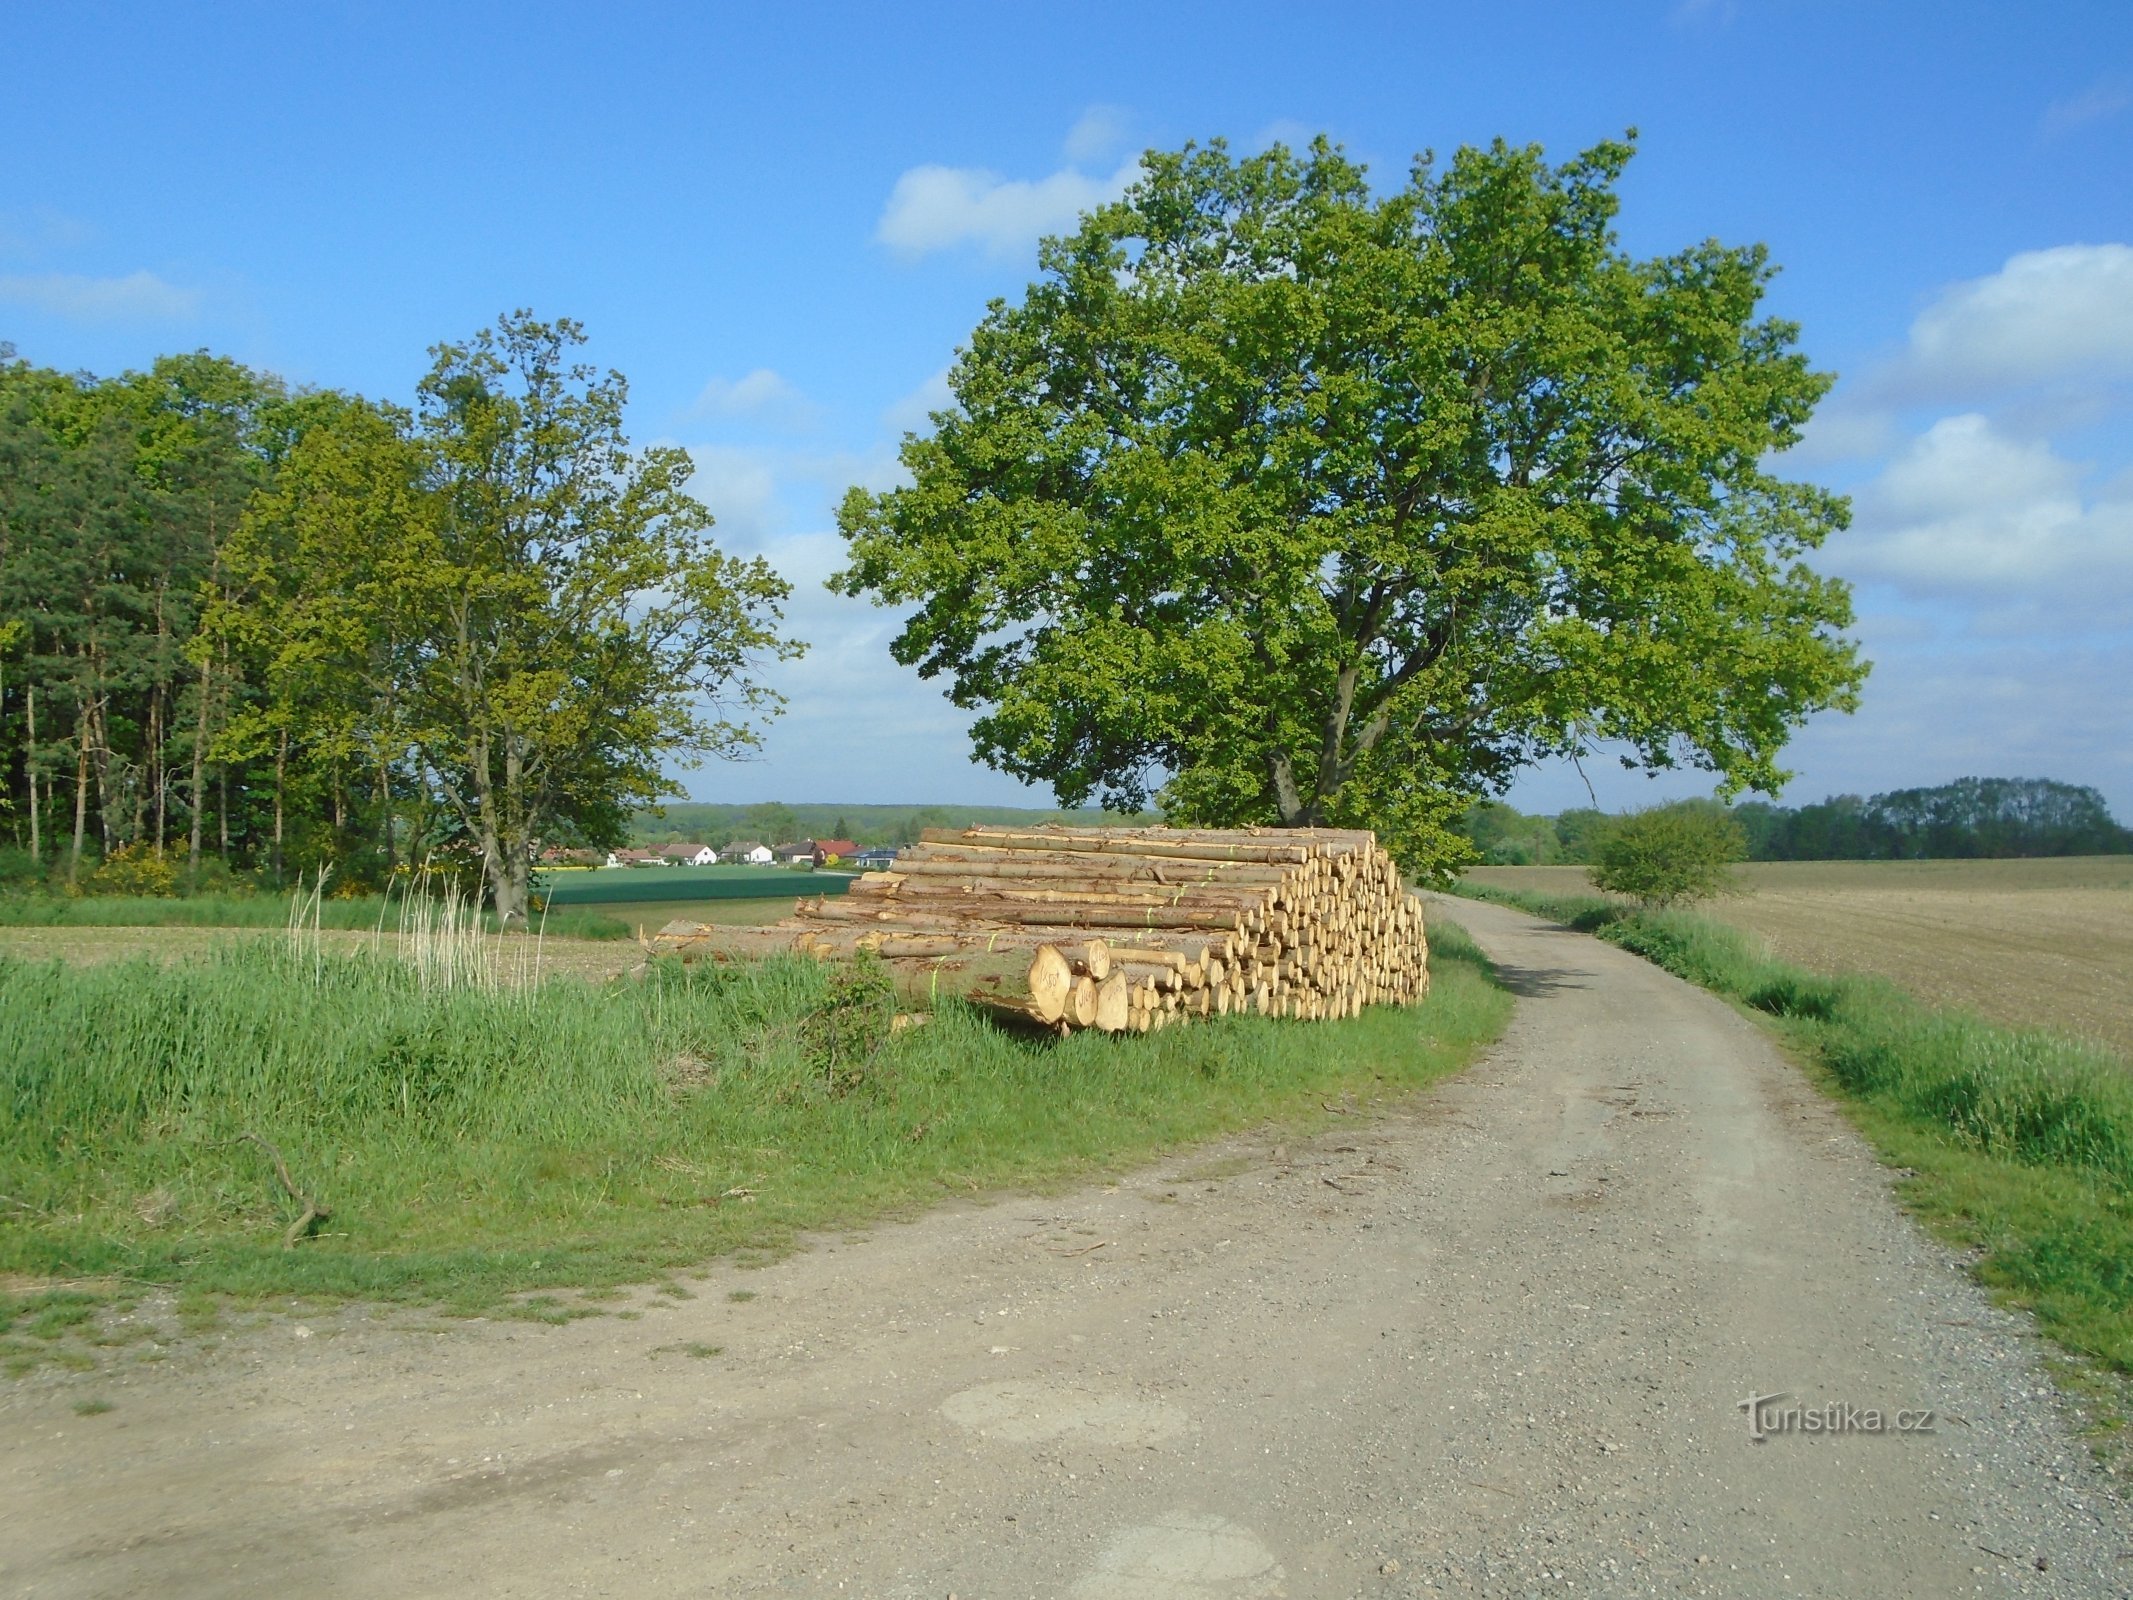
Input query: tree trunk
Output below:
<box><xmin>272</xmin><ymin>728</ymin><xmax>287</xmax><ymax>884</ymax></box>
<box><xmin>149</xmin><ymin>689</ymin><xmax>166</xmax><ymax>852</ymax></box>
<box><xmin>26</xmin><ymin>682</ymin><xmax>40</xmax><ymax>867</ymax></box>
<box><xmin>486</xmin><ymin>844</ymin><xmax>530</xmax><ymax>928</ymax></box>
<box><xmin>376</xmin><ymin>756</ymin><xmax>395</xmax><ymax>871</ymax></box>
<box><xmin>216</xmin><ymin>643</ymin><xmax>231</xmax><ymax>862</ymax></box>
<box><xmin>188</xmin><ymin>652</ymin><xmax>211</xmax><ymax>873</ymax></box>
<box><xmin>69</xmin><ymin>719</ymin><xmax>89</xmax><ymax>887</ymax></box>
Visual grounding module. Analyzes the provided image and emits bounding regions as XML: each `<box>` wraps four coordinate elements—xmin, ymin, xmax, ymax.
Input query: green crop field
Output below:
<box><xmin>536</xmin><ymin>865</ymin><xmax>850</xmax><ymax>906</ymax></box>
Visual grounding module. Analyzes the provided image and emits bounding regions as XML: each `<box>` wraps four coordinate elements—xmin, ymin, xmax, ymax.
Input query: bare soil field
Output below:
<box><xmin>1465</xmin><ymin>856</ymin><xmax>2133</xmax><ymax>1058</ymax></box>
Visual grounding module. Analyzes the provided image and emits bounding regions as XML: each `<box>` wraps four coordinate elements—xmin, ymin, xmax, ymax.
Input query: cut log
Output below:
<box><xmin>646</xmin><ymin>824</ymin><xmax>1429</xmax><ymax>1036</ymax></box>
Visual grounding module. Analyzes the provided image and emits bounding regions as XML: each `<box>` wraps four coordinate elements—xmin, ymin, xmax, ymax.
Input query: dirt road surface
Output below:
<box><xmin>5</xmin><ymin>896</ymin><xmax>2128</xmax><ymax>1597</ymax></box>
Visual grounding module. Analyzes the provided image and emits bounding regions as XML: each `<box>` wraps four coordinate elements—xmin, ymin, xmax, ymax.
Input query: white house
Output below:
<box><xmin>727</xmin><ymin>839</ymin><xmax>775</xmax><ymax>865</ymax></box>
<box><xmin>657</xmin><ymin>842</ymin><xmax>717</xmax><ymax>866</ymax></box>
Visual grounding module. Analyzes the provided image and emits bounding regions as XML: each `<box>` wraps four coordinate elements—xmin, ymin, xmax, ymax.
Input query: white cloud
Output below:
<box><xmin>1840</xmin><ymin>413</ymin><xmax>2133</xmax><ymax>603</ymax></box>
<box><xmin>875</xmin><ymin>153</ymin><xmax>1141</xmax><ymax>260</ymax></box>
<box><xmin>691</xmin><ymin>367</ymin><xmax>811</xmax><ymax>422</ymax></box>
<box><xmin>686</xmin><ymin>369</ymin><xmax>819</xmax><ymax>433</ymax></box>
<box><xmin>1064</xmin><ymin>105</ymin><xmax>1132</xmax><ymax>166</ymax></box>
<box><xmin>1875</xmin><ymin>244</ymin><xmax>2133</xmax><ymax>403</ymax></box>
<box><xmin>2042</xmin><ymin>80</ymin><xmax>2130</xmax><ymax>138</ymax></box>
<box><xmin>0</xmin><ymin>269</ymin><xmax>198</xmax><ymax>321</ymax></box>
<box><xmin>683</xmin><ymin>444</ymin><xmax>783</xmax><ymax>547</ymax></box>
<box><xmin>883</xmin><ymin>366</ymin><xmax>954</xmax><ymax>436</ymax></box>
<box><xmin>1778</xmin><ymin>396</ymin><xmax>1901</xmax><ymax>468</ymax></box>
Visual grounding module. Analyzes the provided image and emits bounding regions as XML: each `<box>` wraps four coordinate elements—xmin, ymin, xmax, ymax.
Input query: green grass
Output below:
<box><xmin>0</xmin><ymin>891</ymin><xmax>632</xmax><ymax>941</ymax></box>
<box><xmin>535</xmin><ymin>865</ymin><xmax>849</xmax><ymax>906</ymax></box>
<box><xmin>1</xmin><ymin>918</ymin><xmax>1509</xmax><ymax>1370</ymax></box>
<box><xmin>1453</xmin><ymin>880</ymin><xmax>2133</xmax><ymax>1374</ymax></box>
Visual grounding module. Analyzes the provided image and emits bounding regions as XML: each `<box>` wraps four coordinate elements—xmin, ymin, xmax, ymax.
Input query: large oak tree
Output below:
<box><xmin>834</xmin><ymin>135</ymin><xmax>1868</xmax><ymax>873</ymax></box>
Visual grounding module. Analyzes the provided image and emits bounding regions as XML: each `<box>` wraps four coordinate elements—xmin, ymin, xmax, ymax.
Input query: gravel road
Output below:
<box><xmin>5</xmin><ymin>895</ymin><xmax>2128</xmax><ymax>1598</ymax></box>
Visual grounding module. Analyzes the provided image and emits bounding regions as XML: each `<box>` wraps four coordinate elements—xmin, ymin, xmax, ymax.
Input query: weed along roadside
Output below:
<box><xmin>1448</xmin><ymin>880</ymin><xmax>2133</xmax><ymax>1383</ymax></box>
<box><xmin>0</xmin><ymin>908</ymin><xmax>1510</xmax><ymax>1376</ymax></box>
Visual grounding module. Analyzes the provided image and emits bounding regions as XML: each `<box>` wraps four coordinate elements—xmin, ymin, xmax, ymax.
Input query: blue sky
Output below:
<box><xmin>4</xmin><ymin>2</ymin><xmax>2129</xmax><ymax>816</ymax></box>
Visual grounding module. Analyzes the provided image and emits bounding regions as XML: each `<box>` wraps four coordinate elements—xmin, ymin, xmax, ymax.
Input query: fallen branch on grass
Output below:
<box><xmin>230</xmin><ymin>1132</ymin><xmax>333</xmax><ymax>1248</ymax></box>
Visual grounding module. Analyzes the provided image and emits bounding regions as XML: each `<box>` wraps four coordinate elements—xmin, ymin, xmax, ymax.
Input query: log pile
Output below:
<box><xmin>647</xmin><ymin>825</ymin><xmax>1428</xmax><ymax>1034</ymax></box>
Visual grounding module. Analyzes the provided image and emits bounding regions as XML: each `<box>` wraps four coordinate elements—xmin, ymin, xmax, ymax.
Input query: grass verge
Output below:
<box><xmin>0</xmin><ymin>892</ymin><xmax>633</xmax><ymax>941</ymax></box>
<box><xmin>1</xmin><ymin>917</ymin><xmax>1509</xmax><ymax>1373</ymax></box>
<box><xmin>1453</xmin><ymin>880</ymin><xmax>2133</xmax><ymax>1385</ymax></box>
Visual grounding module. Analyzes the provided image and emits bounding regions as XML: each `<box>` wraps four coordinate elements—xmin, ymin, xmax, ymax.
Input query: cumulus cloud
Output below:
<box><xmin>1840</xmin><ymin>413</ymin><xmax>2133</xmax><ymax>605</ymax></box>
<box><xmin>683</xmin><ymin>444</ymin><xmax>784</xmax><ymax>547</ymax></box>
<box><xmin>1872</xmin><ymin>244</ymin><xmax>2133</xmax><ymax>404</ymax></box>
<box><xmin>0</xmin><ymin>269</ymin><xmax>198</xmax><ymax>321</ymax></box>
<box><xmin>692</xmin><ymin>367</ymin><xmax>809</xmax><ymax>419</ymax></box>
<box><xmin>689</xmin><ymin>367</ymin><xmax>820</xmax><ymax>432</ymax></box>
<box><xmin>875</xmin><ymin>151</ymin><xmax>1141</xmax><ymax>260</ymax></box>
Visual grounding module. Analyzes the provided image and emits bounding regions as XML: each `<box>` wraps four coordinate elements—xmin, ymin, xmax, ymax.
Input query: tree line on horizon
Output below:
<box><xmin>1460</xmin><ymin>777</ymin><xmax>2132</xmax><ymax>867</ymax></box>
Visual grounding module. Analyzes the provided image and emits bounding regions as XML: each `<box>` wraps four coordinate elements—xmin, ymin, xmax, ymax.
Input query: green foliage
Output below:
<box><xmin>0</xmin><ymin>928</ymin><xmax>1507</xmax><ymax>1367</ymax></box>
<box><xmin>82</xmin><ymin>843</ymin><xmax>180</xmax><ymax>898</ymax></box>
<box><xmin>835</xmin><ymin>133</ymin><xmax>1866</xmax><ymax>876</ymax></box>
<box><xmin>213</xmin><ymin>313</ymin><xmax>803</xmax><ymax>924</ymax></box>
<box><xmin>1454</xmin><ymin>880</ymin><xmax>2133</xmax><ymax>1369</ymax></box>
<box><xmin>1588</xmin><ymin>801</ymin><xmax>1746</xmax><ymax>906</ymax></box>
<box><xmin>2</xmin><ymin>323</ymin><xmax>803</xmax><ymax>922</ymax></box>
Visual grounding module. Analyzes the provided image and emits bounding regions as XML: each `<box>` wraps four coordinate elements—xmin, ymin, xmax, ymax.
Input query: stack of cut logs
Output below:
<box><xmin>647</xmin><ymin>825</ymin><xmax>1428</xmax><ymax>1034</ymax></box>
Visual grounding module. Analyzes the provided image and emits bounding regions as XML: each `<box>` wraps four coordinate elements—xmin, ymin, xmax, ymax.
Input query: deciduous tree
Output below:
<box><xmin>834</xmin><ymin>134</ymin><xmax>1867</xmax><ymax>874</ymax></box>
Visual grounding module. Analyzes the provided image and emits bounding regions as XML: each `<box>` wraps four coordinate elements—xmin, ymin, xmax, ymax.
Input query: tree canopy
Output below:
<box><xmin>1</xmin><ymin>317</ymin><xmax>800</xmax><ymax>919</ymax></box>
<box><xmin>219</xmin><ymin>313</ymin><xmax>800</xmax><ymax>922</ymax></box>
<box><xmin>834</xmin><ymin>133</ymin><xmax>1868</xmax><ymax>874</ymax></box>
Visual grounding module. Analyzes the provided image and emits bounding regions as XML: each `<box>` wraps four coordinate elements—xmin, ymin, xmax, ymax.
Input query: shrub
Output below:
<box><xmin>84</xmin><ymin>843</ymin><xmax>180</xmax><ymax>898</ymax></box>
<box><xmin>1589</xmin><ymin>802</ymin><xmax>1746</xmax><ymax>908</ymax></box>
